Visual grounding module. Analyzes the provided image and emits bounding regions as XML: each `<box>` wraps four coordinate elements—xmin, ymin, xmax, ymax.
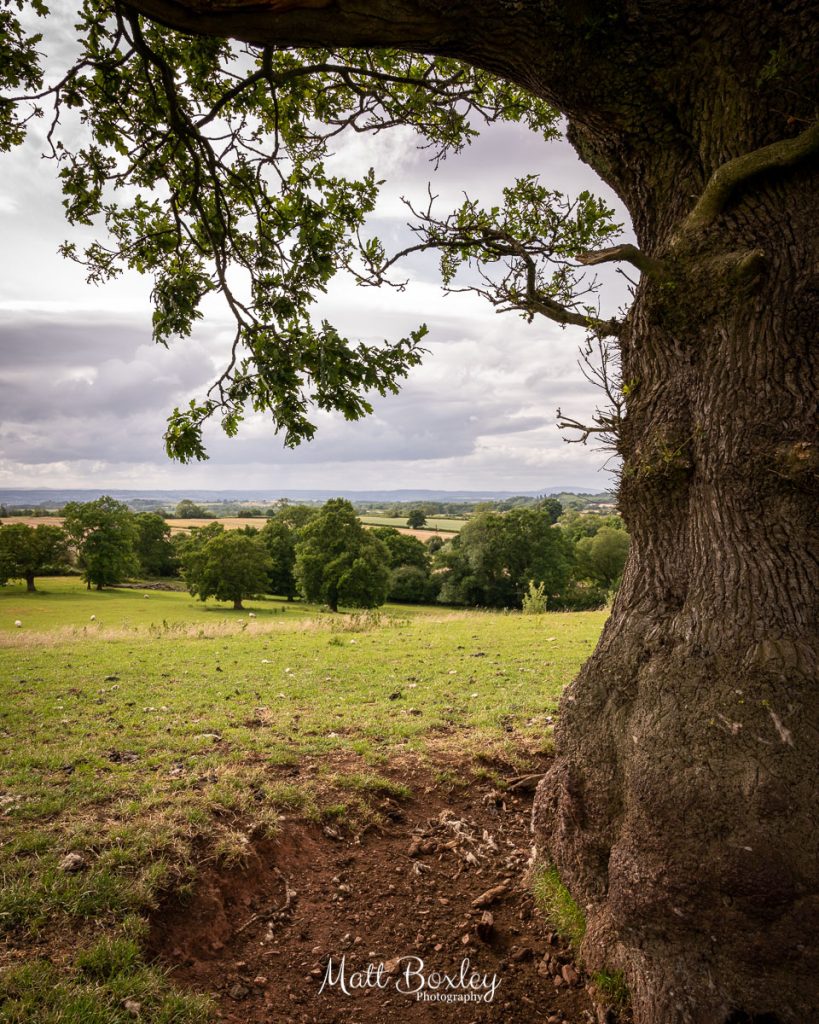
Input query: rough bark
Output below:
<box><xmin>125</xmin><ymin>3</ymin><xmax>819</xmax><ymax>1020</ymax></box>
<box><xmin>233</xmin><ymin>598</ymin><xmax>243</xmax><ymax>610</ymax></box>
<box><xmin>25</xmin><ymin>572</ymin><xmax>36</xmax><ymax>593</ymax></box>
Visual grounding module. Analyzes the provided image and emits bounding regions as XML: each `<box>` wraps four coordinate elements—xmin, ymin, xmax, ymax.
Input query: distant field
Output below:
<box><xmin>0</xmin><ymin>515</ymin><xmax>268</xmax><ymax>535</ymax></box>
<box><xmin>358</xmin><ymin>515</ymin><xmax>467</xmax><ymax>532</ymax></box>
<box><xmin>0</xmin><ymin>515</ymin><xmax>64</xmax><ymax>528</ymax></box>
<box><xmin>0</xmin><ymin>514</ymin><xmax>469</xmax><ymax>537</ymax></box>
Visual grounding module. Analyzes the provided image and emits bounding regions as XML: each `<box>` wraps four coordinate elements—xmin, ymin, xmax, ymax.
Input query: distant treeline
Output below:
<box><xmin>0</xmin><ymin>490</ymin><xmax>615</xmax><ymax>521</ymax></box>
<box><xmin>1</xmin><ymin>494</ymin><xmax>628</xmax><ymax>612</ymax></box>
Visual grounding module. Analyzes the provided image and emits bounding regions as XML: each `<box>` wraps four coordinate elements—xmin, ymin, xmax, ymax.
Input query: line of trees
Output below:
<box><xmin>1</xmin><ymin>495</ymin><xmax>629</xmax><ymax>611</ymax></box>
<box><xmin>236</xmin><ymin>498</ymin><xmax>629</xmax><ymax>611</ymax></box>
<box><xmin>0</xmin><ymin>496</ymin><xmax>177</xmax><ymax>591</ymax></box>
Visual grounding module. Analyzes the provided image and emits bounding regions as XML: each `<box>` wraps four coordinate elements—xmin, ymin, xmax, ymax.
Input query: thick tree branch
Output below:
<box><xmin>576</xmin><ymin>243</ymin><xmax>664</xmax><ymax>279</ymax></box>
<box><xmin>679</xmin><ymin>121</ymin><xmax>819</xmax><ymax>239</ymax></box>
<box><xmin>127</xmin><ymin>0</ymin><xmax>464</xmax><ymax>56</ymax></box>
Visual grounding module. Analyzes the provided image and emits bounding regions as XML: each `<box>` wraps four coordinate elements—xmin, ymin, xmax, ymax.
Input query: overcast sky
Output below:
<box><xmin>0</xmin><ymin>25</ymin><xmax>633</xmax><ymax>494</ymax></box>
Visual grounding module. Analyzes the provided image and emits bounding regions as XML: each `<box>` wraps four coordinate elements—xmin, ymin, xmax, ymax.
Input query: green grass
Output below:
<box><xmin>592</xmin><ymin>969</ymin><xmax>631</xmax><ymax>1013</ymax></box>
<box><xmin>0</xmin><ymin>576</ymin><xmax>315</xmax><ymax>634</ymax></box>
<box><xmin>532</xmin><ymin>864</ymin><xmax>587</xmax><ymax>950</ymax></box>
<box><xmin>359</xmin><ymin>515</ymin><xmax>467</xmax><ymax>532</ymax></box>
<box><xmin>0</xmin><ymin>576</ymin><xmax>605</xmax><ymax>1021</ymax></box>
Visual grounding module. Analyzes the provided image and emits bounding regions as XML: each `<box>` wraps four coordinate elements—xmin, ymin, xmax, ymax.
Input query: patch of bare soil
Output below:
<box><xmin>149</xmin><ymin>761</ymin><xmax>601</xmax><ymax>1024</ymax></box>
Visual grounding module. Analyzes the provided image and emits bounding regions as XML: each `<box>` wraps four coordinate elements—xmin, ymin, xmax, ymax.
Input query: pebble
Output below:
<box><xmin>58</xmin><ymin>852</ymin><xmax>86</xmax><ymax>873</ymax></box>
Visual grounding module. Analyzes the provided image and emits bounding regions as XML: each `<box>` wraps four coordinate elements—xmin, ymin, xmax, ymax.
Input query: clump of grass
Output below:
<box><xmin>330</xmin><ymin>609</ymin><xmax>384</xmax><ymax>632</ymax></box>
<box><xmin>76</xmin><ymin>936</ymin><xmax>142</xmax><ymax>980</ymax></box>
<box><xmin>210</xmin><ymin>829</ymin><xmax>255</xmax><ymax>868</ymax></box>
<box><xmin>592</xmin><ymin>969</ymin><xmax>631</xmax><ymax>1012</ymax></box>
<box><xmin>532</xmin><ymin>863</ymin><xmax>586</xmax><ymax>950</ymax></box>
<box><xmin>434</xmin><ymin>768</ymin><xmax>467</xmax><ymax>790</ymax></box>
<box><xmin>521</xmin><ymin>579</ymin><xmax>548</xmax><ymax>614</ymax></box>
<box><xmin>334</xmin><ymin>772</ymin><xmax>412</xmax><ymax>800</ymax></box>
<box><xmin>266</xmin><ymin>782</ymin><xmax>312</xmax><ymax>811</ymax></box>
<box><xmin>0</xmin><ymin>944</ymin><xmax>212</xmax><ymax>1024</ymax></box>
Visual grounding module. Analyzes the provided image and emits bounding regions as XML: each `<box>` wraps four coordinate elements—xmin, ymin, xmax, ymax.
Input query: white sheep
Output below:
<box><xmin>90</xmin><ymin>614</ymin><xmax>96</xmax><ymax>621</ymax></box>
<box><xmin>14</xmin><ymin>620</ymin><xmax>22</xmax><ymax>628</ymax></box>
<box><xmin>248</xmin><ymin>612</ymin><xmax>257</xmax><ymax>618</ymax></box>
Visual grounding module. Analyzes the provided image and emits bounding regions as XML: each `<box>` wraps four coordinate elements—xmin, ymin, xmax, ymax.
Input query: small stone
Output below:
<box><xmin>471</xmin><ymin>880</ymin><xmax>511</xmax><ymax>908</ymax></box>
<box><xmin>461</xmin><ymin>933</ymin><xmax>471</xmax><ymax>945</ymax></box>
<box><xmin>561</xmin><ymin>963</ymin><xmax>580</xmax><ymax>986</ymax></box>
<box><xmin>383</xmin><ymin>957</ymin><xmax>401</xmax><ymax>975</ymax></box>
<box><xmin>553</xmin><ymin>975</ymin><xmax>564</xmax><ymax>988</ymax></box>
<box><xmin>228</xmin><ymin>982</ymin><xmax>250</xmax><ymax>1001</ymax></box>
<box><xmin>510</xmin><ymin>946</ymin><xmax>533</xmax><ymax>962</ymax></box>
<box><xmin>58</xmin><ymin>852</ymin><xmax>86</xmax><ymax>873</ymax></box>
<box><xmin>407</xmin><ymin>836</ymin><xmax>424</xmax><ymax>857</ymax></box>
<box><xmin>477</xmin><ymin>911</ymin><xmax>494</xmax><ymax>942</ymax></box>
<box><xmin>253</xmin><ymin>975</ymin><xmax>268</xmax><ymax>986</ymax></box>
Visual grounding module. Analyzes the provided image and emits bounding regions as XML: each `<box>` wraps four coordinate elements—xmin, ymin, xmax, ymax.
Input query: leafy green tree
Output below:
<box><xmin>181</xmin><ymin>530</ymin><xmax>271</xmax><ymax>609</ymax></box>
<box><xmin>174</xmin><ymin>499</ymin><xmax>210</xmax><ymax>519</ymax></box>
<box><xmin>439</xmin><ymin>508</ymin><xmax>572</xmax><ymax>608</ymax></box>
<box><xmin>62</xmin><ymin>497</ymin><xmax>138</xmax><ymax>590</ymax></box>
<box><xmin>559</xmin><ymin>509</ymin><xmax>626</xmax><ymax>543</ymax></box>
<box><xmin>425</xmin><ymin>535</ymin><xmax>445</xmax><ymax>555</ymax></box>
<box><xmin>295</xmin><ymin>499</ymin><xmax>390</xmax><ymax>611</ymax></box>
<box><xmin>575</xmin><ymin>527</ymin><xmax>630</xmax><ymax>590</ymax></box>
<box><xmin>406</xmin><ymin>508</ymin><xmax>427</xmax><ymax>529</ymax></box>
<box><xmin>371</xmin><ymin>526</ymin><xmax>437</xmax><ymax>603</ymax></box>
<box><xmin>4</xmin><ymin>5</ymin><xmax>818</xmax><ymax>1016</ymax></box>
<box><xmin>0</xmin><ymin>524</ymin><xmax>68</xmax><ymax>592</ymax></box>
<box><xmin>275</xmin><ymin>504</ymin><xmax>317</xmax><ymax>530</ymax></box>
<box><xmin>260</xmin><ymin>515</ymin><xmax>298</xmax><ymax>600</ymax></box>
<box><xmin>534</xmin><ymin>497</ymin><xmax>563</xmax><ymax>524</ymax></box>
<box><xmin>388</xmin><ymin>565</ymin><xmax>440</xmax><ymax>604</ymax></box>
<box><xmin>370</xmin><ymin>527</ymin><xmax>429</xmax><ymax>571</ymax></box>
<box><xmin>134</xmin><ymin>512</ymin><xmax>176</xmax><ymax>576</ymax></box>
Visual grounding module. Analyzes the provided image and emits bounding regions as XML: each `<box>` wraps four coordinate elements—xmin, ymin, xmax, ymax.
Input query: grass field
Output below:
<box><xmin>358</xmin><ymin>515</ymin><xmax>468</xmax><ymax>532</ymax></box>
<box><xmin>1</xmin><ymin>515</ymin><xmax>469</xmax><ymax>536</ymax></box>
<box><xmin>0</xmin><ymin>578</ymin><xmax>605</xmax><ymax>1022</ymax></box>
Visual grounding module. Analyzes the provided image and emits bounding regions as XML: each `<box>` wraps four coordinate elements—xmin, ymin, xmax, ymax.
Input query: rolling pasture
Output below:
<box><xmin>0</xmin><ymin>578</ymin><xmax>605</xmax><ymax>1022</ymax></box>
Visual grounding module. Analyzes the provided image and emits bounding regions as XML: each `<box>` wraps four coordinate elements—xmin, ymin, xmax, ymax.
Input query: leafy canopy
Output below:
<box><xmin>181</xmin><ymin>528</ymin><xmax>272</xmax><ymax>607</ymax></box>
<box><xmin>62</xmin><ymin>495</ymin><xmax>139</xmax><ymax>588</ymax></box>
<box><xmin>0</xmin><ymin>523</ymin><xmax>68</xmax><ymax>587</ymax></box>
<box><xmin>295</xmin><ymin>499</ymin><xmax>390</xmax><ymax>610</ymax></box>
<box><xmin>1</xmin><ymin>2</ymin><xmax>621</xmax><ymax>458</ymax></box>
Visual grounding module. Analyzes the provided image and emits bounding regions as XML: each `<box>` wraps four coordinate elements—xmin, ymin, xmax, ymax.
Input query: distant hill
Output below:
<box><xmin>0</xmin><ymin>486</ymin><xmax>613</xmax><ymax>508</ymax></box>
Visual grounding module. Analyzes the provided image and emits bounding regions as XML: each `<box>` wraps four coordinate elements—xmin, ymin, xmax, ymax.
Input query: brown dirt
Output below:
<box><xmin>148</xmin><ymin>760</ymin><xmax>600</xmax><ymax>1024</ymax></box>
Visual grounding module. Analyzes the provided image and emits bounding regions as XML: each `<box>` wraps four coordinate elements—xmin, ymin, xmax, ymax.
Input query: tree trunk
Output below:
<box><xmin>233</xmin><ymin>598</ymin><xmax>243</xmax><ymax>610</ymax></box>
<box><xmin>534</xmin><ymin>161</ymin><xmax>819</xmax><ymax>1022</ymax></box>
<box><xmin>25</xmin><ymin>573</ymin><xmax>36</xmax><ymax>593</ymax></box>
